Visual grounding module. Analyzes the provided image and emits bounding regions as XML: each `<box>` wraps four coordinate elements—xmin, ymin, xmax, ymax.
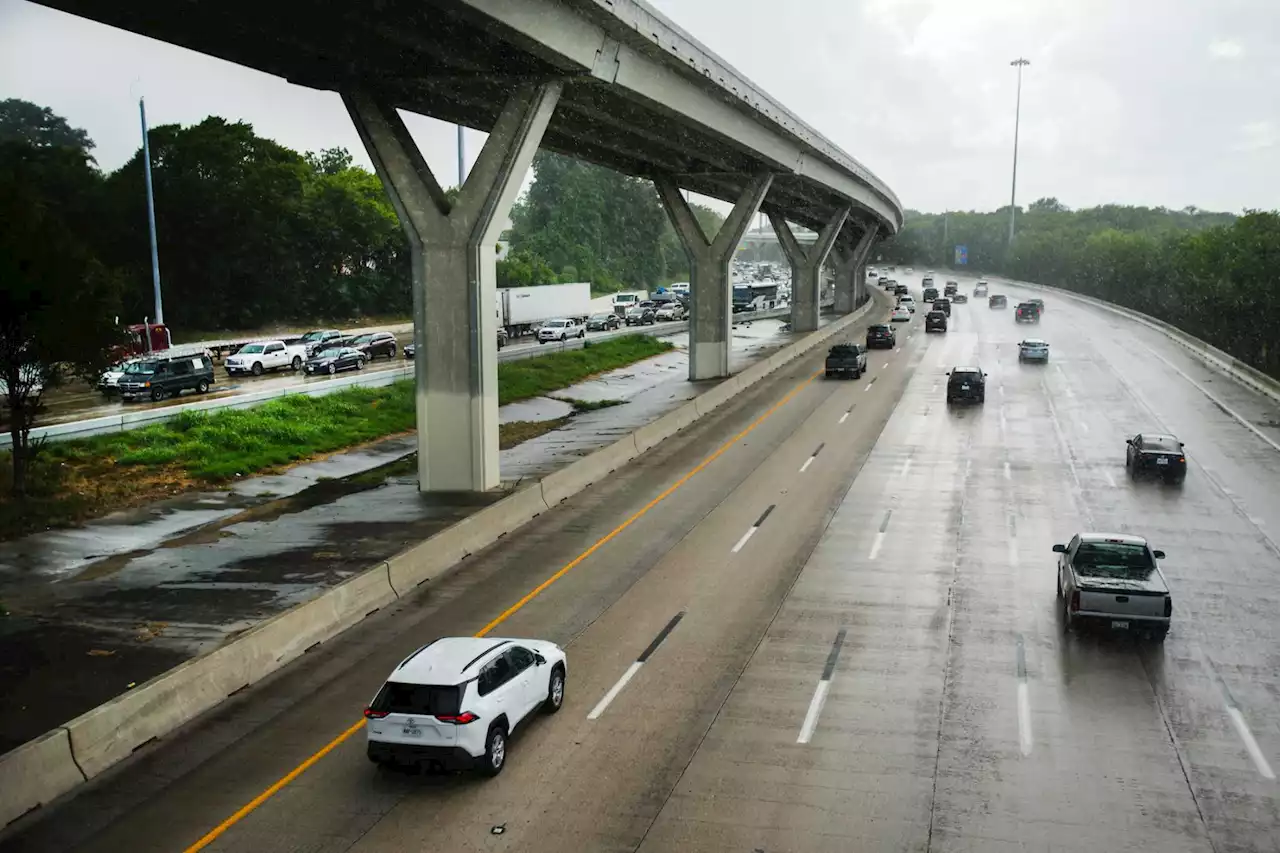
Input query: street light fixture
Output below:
<box><xmin>1008</xmin><ymin>57</ymin><xmax>1030</xmax><ymax>247</ymax></box>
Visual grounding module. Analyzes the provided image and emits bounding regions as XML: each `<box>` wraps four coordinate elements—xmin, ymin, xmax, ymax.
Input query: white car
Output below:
<box><xmin>897</xmin><ymin>295</ymin><xmax>916</xmax><ymax>313</ymax></box>
<box><xmin>0</xmin><ymin>363</ymin><xmax>46</xmax><ymax>404</ymax></box>
<box><xmin>537</xmin><ymin>319</ymin><xmax>585</xmax><ymax>343</ymax></box>
<box><xmin>891</xmin><ymin>306</ymin><xmax>912</xmax><ymax>322</ymax></box>
<box><xmin>225</xmin><ymin>340</ymin><xmax>307</xmax><ymax>376</ymax></box>
<box><xmin>1018</xmin><ymin>339</ymin><xmax>1050</xmax><ymax>363</ymax></box>
<box><xmin>655</xmin><ymin>303</ymin><xmax>685</xmax><ymax>321</ymax></box>
<box><xmin>364</xmin><ymin>637</ymin><xmax>567</xmax><ymax>776</ymax></box>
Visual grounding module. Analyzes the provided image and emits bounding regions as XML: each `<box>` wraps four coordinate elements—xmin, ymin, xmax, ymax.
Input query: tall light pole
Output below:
<box><xmin>140</xmin><ymin>97</ymin><xmax>164</xmax><ymax>325</ymax></box>
<box><xmin>1008</xmin><ymin>57</ymin><xmax>1030</xmax><ymax>247</ymax></box>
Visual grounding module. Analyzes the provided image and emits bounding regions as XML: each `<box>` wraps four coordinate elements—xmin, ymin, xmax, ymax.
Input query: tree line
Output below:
<box><xmin>880</xmin><ymin>200</ymin><xmax>1280</xmax><ymax>379</ymax></box>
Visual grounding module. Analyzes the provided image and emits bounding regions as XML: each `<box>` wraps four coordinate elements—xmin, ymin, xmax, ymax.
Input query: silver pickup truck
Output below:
<box><xmin>1054</xmin><ymin>532</ymin><xmax>1171</xmax><ymax>641</ymax></box>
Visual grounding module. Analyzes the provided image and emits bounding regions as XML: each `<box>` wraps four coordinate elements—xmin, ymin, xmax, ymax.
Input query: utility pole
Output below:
<box><xmin>456</xmin><ymin>124</ymin><xmax>465</xmax><ymax>187</ymax></box>
<box><xmin>140</xmin><ymin>97</ymin><xmax>164</xmax><ymax>325</ymax></box>
<box><xmin>1008</xmin><ymin>58</ymin><xmax>1030</xmax><ymax>247</ymax></box>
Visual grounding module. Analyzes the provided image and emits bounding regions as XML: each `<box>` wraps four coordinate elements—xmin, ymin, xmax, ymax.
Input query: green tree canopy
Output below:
<box><xmin>0</xmin><ymin>98</ymin><xmax>94</xmax><ymax>157</ymax></box>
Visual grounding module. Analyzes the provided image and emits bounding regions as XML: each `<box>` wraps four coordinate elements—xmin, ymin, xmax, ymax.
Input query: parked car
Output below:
<box><xmin>925</xmin><ymin>310</ymin><xmax>948</xmax><ymax>333</ymax></box>
<box><xmin>1125</xmin><ymin>433</ymin><xmax>1187</xmax><ymax>484</ymax></box>
<box><xmin>350</xmin><ymin>331</ymin><xmax>398</xmax><ymax>359</ymax></box>
<box><xmin>988</xmin><ymin>294</ymin><xmax>1008</xmax><ymax>309</ymax></box>
<box><xmin>586</xmin><ymin>313</ymin><xmax>621</xmax><ymax>332</ymax></box>
<box><xmin>304</xmin><ymin>346</ymin><xmax>366</xmax><ymax>375</ymax></box>
<box><xmin>655</xmin><ymin>302</ymin><xmax>686</xmax><ymax>321</ymax></box>
<box><xmin>866</xmin><ymin>324</ymin><xmax>896</xmax><ymax>349</ymax></box>
<box><xmin>97</xmin><ymin>357</ymin><xmax>144</xmax><ymax>398</ymax></box>
<box><xmin>824</xmin><ymin>343</ymin><xmax>867</xmax><ymax>379</ymax></box>
<box><xmin>1055</xmin><ymin>533</ymin><xmax>1171</xmax><ymax>641</ymax></box>
<box><xmin>1018</xmin><ymin>339</ymin><xmax>1050</xmax><ymax>363</ymax></box>
<box><xmin>538</xmin><ymin>318</ymin><xmax>585</xmax><ymax>342</ymax></box>
<box><xmin>225</xmin><ymin>340</ymin><xmax>307</xmax><ymax>376</ymax></box>
<box><xmin>624</xmin><ymin>306</ymin><xmax>657</xmax><ymax>327</ymax></box>
<box><xmin>946</xmin><ymin>366</ymin><xmax>986</xmax><ymax>404</ymax></box>
<box><xmin>298</xmin><ymin>329</ymin><xmax>344</xmax><ymax>357</ymax></box>
<box><xmin>364</xmin><ymin>636</ymin><xmax>567</xmax><ymax>775</ymax></box>
<box><xmin>118</xmin><ymin>353</ymin><xmax>215</xmax><ymax>401</ymax></box>
<box><xmin>1015</xmin><ymin>302</ymin><xmax>1041</xmax><ymax>323</ymax></box>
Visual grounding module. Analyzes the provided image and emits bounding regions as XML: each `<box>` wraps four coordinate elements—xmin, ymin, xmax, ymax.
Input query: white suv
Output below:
<box><xmin>364</xmin><ymin>637</ymin><xmax>567</xmax><ymax>776</ymax></box>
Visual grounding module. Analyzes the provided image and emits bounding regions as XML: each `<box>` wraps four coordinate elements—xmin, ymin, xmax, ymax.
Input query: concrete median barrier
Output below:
<box><xmin>0</xmin><ymin>729</ymin><xmax>85</xmax><ymax>828</ymax></box>
<box><xmin>540</xmin><ymin>435</ymin><xmax>641</xmax><ymax>507</ymax></box>
<box><xmin>633</xmin><ymin>402</ymin><xmax>700</xmax><ymax>453</ymax></box>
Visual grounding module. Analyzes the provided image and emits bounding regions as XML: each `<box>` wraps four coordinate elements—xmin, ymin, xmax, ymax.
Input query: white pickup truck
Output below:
<box><xmin>1055</xmin><ymin>532</ymin><xmax>1172</xmax><ymax>641</ymax></box>
<box><xmin>224</xmin><ymin>340</ymin><xmax>307</xmax><ymax>376</ymax></box>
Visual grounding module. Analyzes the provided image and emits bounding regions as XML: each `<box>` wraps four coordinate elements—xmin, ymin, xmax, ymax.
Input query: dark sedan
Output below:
<box><xmin>1125</xmin><ymin>433</ymin><xmax>1187</xmax><ymax>483</ymax></box>
<box><xmin>586</xmin><ymin>312</ymin><xmax>621</xmax><ymax>332</ymax></box>
<box><xmin>350</xmin><ymin>331</ymin><xmax>397</xmax><ymax>359</ymax></box>
<box><xmin>989</xmin><ymin>294</ymin><xmax>1008</xmax><ymax>309</ymax></box>
<box><xmin>866</xmin><ymin>324</ymin><xmax>896</xmax><ymax>349</ymax></box>
<box><xmin>952</xmin><ymin>292</ymin><xmax>968</xmax><ymax>304</ymax></box>
<box><xmin>304</xmin><ymin>346</ymin><xmax>366</xmax><ymax>375</ymax></box>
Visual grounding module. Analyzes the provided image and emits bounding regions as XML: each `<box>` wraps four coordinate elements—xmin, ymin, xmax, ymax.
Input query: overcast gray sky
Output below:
<box><xmin>1</xmin><ymin>0</ymin><xmax>1276</xmax><ymax>214</ymax></box>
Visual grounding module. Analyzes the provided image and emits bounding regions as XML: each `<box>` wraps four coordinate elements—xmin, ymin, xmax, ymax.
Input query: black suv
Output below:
<box><xmin>118</xmin><ymin>353</ymin><xmax>215</xmax><ymax>402</ymax></box>
<box><xmin>925</xmin><ymin>311</ymin><xmax>948</xmax><ymax>333</ymax></box>
<box><xmin>933</xmin><ymin>298</ymin><xmax>952</xmax><ymax>316</ymax></box>
<box><xmin>946</xmin><ymin>366</ymin><xmax>987</xmax><ymax>404</ymax></box>
<box><xmin>1015</xmin><ymin>302</ymin><xmax>1041</xmax><ymax>323</ymax></box>
<box><xmin>988</xmin><ymin>294</ymin><xmax>1008</xmax><ymax>309</ymax></box>
<box><xmin>866</xmin><ymin>324</ymin><xmax>896</xmax><ymax>349</ymax></box>
<box><xmin>922</xmin><ymin>287</ymin><xmax>939</xmax><ymax>303</ymax></box>
<box><xmin>350</xmin><ymin>331</ymin><xmax>398</xmax><ymax>359</ymax></box>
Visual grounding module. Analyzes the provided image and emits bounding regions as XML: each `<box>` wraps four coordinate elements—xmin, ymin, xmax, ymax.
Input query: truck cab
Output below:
<box><xmin>824</xmin><ymin>343</ymin><xmax>867</xmax><ymax>379</ymax></box>
<box><xmin>1055</xmin><ymin>533</ymin><xmax>1171</xmax><ymax>640</ymax></box>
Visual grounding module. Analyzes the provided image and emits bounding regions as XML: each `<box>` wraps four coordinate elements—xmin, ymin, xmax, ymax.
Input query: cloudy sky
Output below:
<box><xmin>1</xmin><ymin>0</ymin><xmax>1276</xmax><ymax>214</ymax></box>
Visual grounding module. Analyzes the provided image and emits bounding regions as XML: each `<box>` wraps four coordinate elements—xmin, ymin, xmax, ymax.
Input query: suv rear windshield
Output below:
<box><xmin>369</xmin><ymin>681</ymin><xmax>462</xmax><ymax>716</ymax></box>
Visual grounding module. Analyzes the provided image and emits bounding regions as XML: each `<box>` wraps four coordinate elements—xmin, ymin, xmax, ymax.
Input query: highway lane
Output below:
<box><xmin>7</xmin><ymin>274</ymin><xmax>1280</xmax><ymax>852</ymax></box>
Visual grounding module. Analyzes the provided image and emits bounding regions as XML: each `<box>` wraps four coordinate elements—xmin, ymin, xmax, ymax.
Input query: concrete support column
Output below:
<box><xmin>771</xmin><ymin>208</ymin><xmax>849</xmax><ymax>333</ymax></box>
<box><xmin>344</xmin><ymin>83</ymin><xmax>561</xmax><ymax>492</ymax></box>
<box><xmin>833</xmin><ymin>225</ymin><xmax>878</xmax><ymax>313</ymax></box>
<box><xmin>656</xmin><ymin>174</ymin><xmax>772</xmax><ymax>380</ymax></box>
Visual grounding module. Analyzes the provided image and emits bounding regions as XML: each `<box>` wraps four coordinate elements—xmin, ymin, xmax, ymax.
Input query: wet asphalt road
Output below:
<box><xmin>6</xmin><ymin>277</ymin><xmax>1280</xmax><ymax>852</ymax></box>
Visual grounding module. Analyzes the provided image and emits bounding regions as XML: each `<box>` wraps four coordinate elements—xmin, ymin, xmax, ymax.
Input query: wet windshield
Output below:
<box><xmin>123</xmin><ymin>361</ymin><xmax>158</xmax><ymax>375</ymax></box>
<box><xmin>316</xmin><ymin>348</ymin><xmax>343</xmax><ymax>359</ymax></box>
<box><xmin>1075</xmin><ymin>542</ymin><xmax>1154</xmax><ymax>579</ymax></box>
<box><xmin>238</xmin><ymin>344</ymin><xmax>264</xmax><ymax>354</ymax></box>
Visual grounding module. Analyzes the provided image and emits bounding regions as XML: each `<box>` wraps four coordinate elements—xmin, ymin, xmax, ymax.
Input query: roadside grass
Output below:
<box><xmin>0</xmin><ymin>336</ymin><xmax>669</xmax><ymax>540</ymax></box>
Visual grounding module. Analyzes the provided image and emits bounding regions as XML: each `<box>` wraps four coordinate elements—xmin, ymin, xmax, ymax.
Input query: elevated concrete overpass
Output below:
<box><xmin>33</xmin><ymin>0</ymin><xmax>903</xmax><ymax>490</ymax></box>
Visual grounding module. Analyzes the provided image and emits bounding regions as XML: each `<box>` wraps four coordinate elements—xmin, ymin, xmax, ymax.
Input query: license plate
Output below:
<box><xmin>961</xmin><ymin>385</ymin><xmax>970</xmax><ymax>390</ymax></box>
<box><xmin>401</xmin><ymin>725</ymin><xmax>422</xmax><ymax>737</ymax></box>
<box><xmin>1111</xmin><ymin>620</ymin><xmax>1129</xmax><ymax>630</ymax></box>
<box><xmin>1156</xmin><ymin>457</ymin><xmax>1169</xmax><ymax>465</ymax></box>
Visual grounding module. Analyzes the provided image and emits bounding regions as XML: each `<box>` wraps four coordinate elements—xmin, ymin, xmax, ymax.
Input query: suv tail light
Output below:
<box><xmin>1069</xmin><ymin>590</ymin><xmax>1080</xmax><ymax>613</ymax></box>
<box><xmin>1163</xmin><ymin>597</ymin><xmax>1173</xmax><ymax>618</ymax></box>
<box><xmin>436</xmin><ymin>712</ymin><xmax>479</xmax><ymax>725</ymax></box>
<box><xmin>363</xmin><ymin>708</ymin><xmax>388</xmax><ymax>719</ymax></box>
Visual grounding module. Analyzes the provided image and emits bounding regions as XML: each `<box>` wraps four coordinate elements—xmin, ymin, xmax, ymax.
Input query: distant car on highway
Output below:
<box><xmin>1015</xmin><ymin>302</ymin><xmax>1041</xmax><ymax>323</ymax></box>
<box><xmin>624</xmin><ymin>306</ymin><xmax>656</xmax><ymax>327</ymax></box>
<box><xmin>921</xmin><ymin>276</ymin><xmax>935</xmax><ymax>289</ymax></box>
<box><xmin>225</xmin><ymin>340</ymin><xmax>306</xmax><ymax>376</ymax></box>
<box><xmin>655</xmin><ymin>303</ymin><xmax>686</xmax><ymax>321</ymax></box>
<box><xmin>364</xmin><ymin>636</ymin><xmax>566</xmax><ymax>776</ymax></box>
<box><xmin>944</xmin><ymin>281</ymin><xmax>958</xmax><ymax>297</ymax></box>
<box><xmin>1125</xmin><ymin>433</ymin><xmax>1187</xmax><ymax>484</ymax></box>
<box><xmin>117</xmin><ymin>353</ymin><xmax>215</xmax><ymax>402</ymax></box>
<box><xmin>304</xmin><ymin>346</ymin><xmax>366</xmax><ymax>375</ymax></box>
<box><xmin>890</xmin><ymin>306</ymin><xmax>911</xmax><ymax>322</ymax></box>
<box><xmin>974</xmin><ymin>281</ymin><xmax>989</xmax><ymax>297</ymax></box>
<box><xmin>951</xmin><ymin>292</ymin><xmax>968</xmax><ymax>304</ymax></box>
<box><xmin>925</xmin><ymin>310</ymin><xmax>948</xmax><ymax>333</ymax></box>
<box><xmin>1018</xmin><ymin>339</ymin><xmax>1050</xmax><ymax>363</ymax></box>
<box><xmin>1028</xmin><ymin>298</ymin><xmax>1045</xmax><ymax>313</ymax></box>
<box><xmin>1055</xmin><ymin>533</ymin><xmax>1171</xmax><ymax>641</ymax></box>
<box><xmin>824</xmin><ymin>343</ymin><xmax>867</xmax><ymax>379</ymax></box>
<box><xmin>945</xmin><ymin>366</ymin><xmax>986</xmax><ymax>404</ymax></box>
<box><xmin>988</xmin><ymin>294</ymin><xmax>1008</xmax><ymax>309</ymax></box>
<box><xmin>922</xmin><ymin>287</ymin><xmax>939</xmax><ymax>304</ymax></box>
<box><xmin>538</xmin><ymin>318</ymin><xmax>586</xmax><ymax>342</ymax></box>
<box><xmin>894</xmin><ymin>284</ymin><xmax>909</xmax><ymax>297</ymax></box>
<box><xmin>897</xmin><ymin>295</ymin><xmax>916</xmax><ymax>313</ymax></box>
<box><xmin>350</xmin><ymin>331</ymin><xmax>398</xmax><ymax>359</ymax></box>
<box><xmin>932</xmin><ymin>297</ymin><xmax>951</xmax><ymax>317</ymax></box>
<box><xmin>866</xmin><ymin>324</ymin><xmax>896</xmax><ymax>349</ymax></box>
<box><xmin>586</xmin><ymin>313</ymin><xmax>621</xmax><ymax>332</ymax></box>
<box><xmin>298</xmin><ymin>329</ymin><xmax>344</xmax><ymax>357</ymax></box>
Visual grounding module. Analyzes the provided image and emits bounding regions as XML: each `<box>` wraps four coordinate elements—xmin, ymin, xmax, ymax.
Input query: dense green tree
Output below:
<box><xmin>0</xmin><ymin>98</ymin><xmax>94</xmax><ymax>157</ymax></box>
<box><xmin>0</xmin><ymin>141</ymin><xmax>122</xmax><ymax>495</ymax></box>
